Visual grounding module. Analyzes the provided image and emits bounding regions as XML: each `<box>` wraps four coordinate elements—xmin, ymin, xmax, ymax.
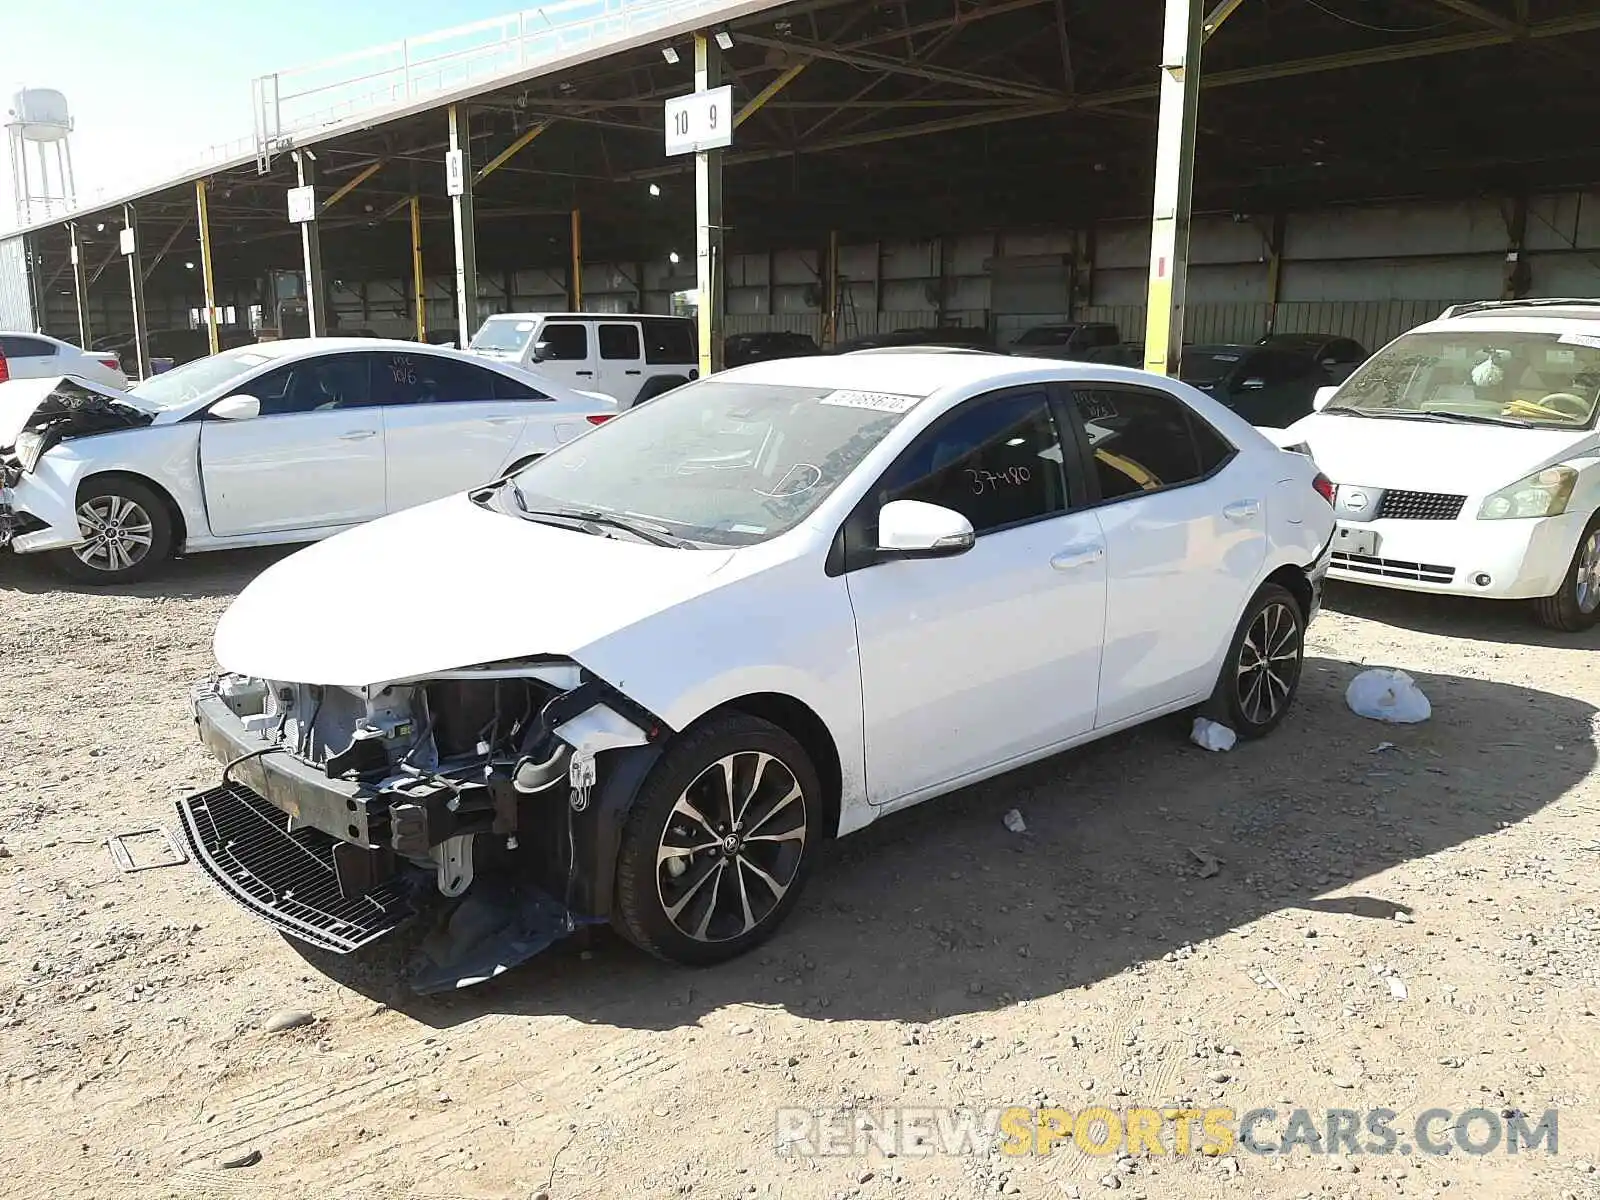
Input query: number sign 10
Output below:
<box><xmin>663</xmin><ymin>86</ymin><xmax>734</xmax><ymax>157</ymax></box>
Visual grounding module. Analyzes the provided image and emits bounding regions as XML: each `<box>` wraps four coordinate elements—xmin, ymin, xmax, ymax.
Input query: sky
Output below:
<box><xmin>1</xmin><ymin>0</ymin><xmax>520</xmax><ymax>229</ymax></box>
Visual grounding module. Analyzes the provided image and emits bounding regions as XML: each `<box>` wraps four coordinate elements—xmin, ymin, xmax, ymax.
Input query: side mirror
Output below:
<box><xmin>877</xmin><ymin>499</ymin><xmax>975</xmax><ymax>558</ymax></box>
<box><xmin>1312</xmin><ymin>385</ymin><xmax>1338</xmax><ymax>412</ymax></box>
<box><xmin>210</xmin><ymin>393</ymin><xmax>261</xmax><ymax>420</ymax></box>
<box><xmin>1240</xmin><ymin>377</ymin><xmax>1266</xmax><ymax>391</ymax></box>
<box><xmin>531</xmin><ymin>341</ymin><xmax>552</xmax><ymax>363</ymax></box>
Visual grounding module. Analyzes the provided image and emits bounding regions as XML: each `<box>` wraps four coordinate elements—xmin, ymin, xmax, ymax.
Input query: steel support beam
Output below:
<box><xmin>410</xmin><ymin>196</ymin><xmax>427</xmax><ymax>342</ymax></box>
<box><xmin>196</xmin><ymin>180</ymin><xmax>220</xmax><ymax>355</ymax></box>
<box><xmin>1263</xmin><ymin>211</ymin><xmax>1286</xmax><ymax>335</ymax></box>
<box><xmin>68</xmin><ymin>221</ymin><xmax>90</xmax><ymax>348</ymax></box>
<box><xmin>570</xmin><ymin>208</ymin><xmax>584</xmax><ymax>310</ymax></box>
<box><xmin>123</xmin><ymin>204</ymin><xmax>150</xmax><ymax>379</ymax></box>
<box><xmin>1143</xmin><ymin>0</ymin><xmax>1204</xmax><ymax>379</ymax></box>
<box><xmin>475</xmin><ymin>121</ymin><xmax>550</xmax><ymax>184</ymax></box>
<box><xmin>694</xmin><ymin>33</ymin><xmax>725</xmax><ymax>377</ymax></box>
<box><xmin>293</xmin><ymin>154</ymin><xmax>327</xmax><ymax>338</ymax></box>
<box><xmin>448</xmin><ymin>104</ymin><xmax>479</xmax><ymax>345</ymax></box>
<box><xmin>1426</xmin><ymin>0</ymin><xmax>1521</xmax><ymax>34</ymax></box>
<box><xmin>321</xmin><ymin>160</ymin><xmax>385</xmax><ymax>213</ymax></box>
<box><xmin>734</xmin><ymin>34</ymin><xmax>1063</xmax><ymax>102</ymax></box>
<box><xmin>736</xmin><ymin>60</ymin><xmax>809</xmax><ymax>129</ymax></box>
<box><xmin>143</xmin><ymin>218</ymin><xmax>190</xmax><ymax>283</ymax></box>
<box><xmin>1502</xmin><ymin>194</ymin><xmax>1530</xmax><ymax>300</ymax></box>
<box><xmin>1203</xmin><ymin>0</ymin><xmax>1248</xmax><ymax>41</ymax></box>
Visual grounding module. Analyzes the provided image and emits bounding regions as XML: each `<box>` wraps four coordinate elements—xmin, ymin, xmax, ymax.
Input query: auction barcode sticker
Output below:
<box><xmin>819</xmin><ymin>389</ymin><xmax>923</xmax><ymax>413</ymax></box>
<box><xmin>1559</xmin><ymin>333</ymin><xmax>1600</xmax><ymax>350</ymax></box>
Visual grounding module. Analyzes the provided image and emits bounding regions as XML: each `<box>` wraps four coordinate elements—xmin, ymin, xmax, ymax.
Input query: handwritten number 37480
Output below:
<box><xmin>967</xmin><ymin>466</ymin><xmax>1031</xmax><ymax>494</ymax></box>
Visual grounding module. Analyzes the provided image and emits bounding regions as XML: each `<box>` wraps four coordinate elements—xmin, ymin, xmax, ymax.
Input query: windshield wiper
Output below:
<box><xmin>1412</xmin><ymin>410</ymin><xmax>1533</xmax><ymax>428</ymax></box>
<box><xmin>516</xmin><ymin>504</ymin><xmax>690</xmax><ymax>548</ymax></box>
<box><xmin>1322</xmin><ymin>407</ymin><xmax>1529</xmax><ymax>427</ymax></box>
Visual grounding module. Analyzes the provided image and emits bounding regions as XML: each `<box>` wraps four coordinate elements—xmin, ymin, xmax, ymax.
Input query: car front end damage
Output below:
<box><xmin>177</xmin><ymin>660</ymin><xmax>670</xmax><ymax>992</ymax></box>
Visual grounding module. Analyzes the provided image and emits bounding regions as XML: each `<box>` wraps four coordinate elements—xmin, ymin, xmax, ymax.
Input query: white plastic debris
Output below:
<box><xmin>1346</xmin><ymin>669</ymin><xmax>1432</xmax><ymax>724</ymax></box>
<box><xmin>1190</xmin><ymin>717</ymin><xmax>1237</xmax><ymax>752</ymax></box>
<box><xmin>1002</xmin><ymin>809</ymin><xmax>1027</xmax><ymax>834</ymax></box>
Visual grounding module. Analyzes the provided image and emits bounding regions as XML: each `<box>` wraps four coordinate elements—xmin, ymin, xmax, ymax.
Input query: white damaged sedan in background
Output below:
<box><xmin>178</xmin><ymin>351</ymin><xmax>1335</xmax><ymax>991</ymax></box>
<box><xmin>0</xmin><ymin>338</ymin><xmax>616</xmax><ymax>583</ymax></box>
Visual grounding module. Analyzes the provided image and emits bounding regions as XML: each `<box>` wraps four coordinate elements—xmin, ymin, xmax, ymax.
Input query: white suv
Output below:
<box><xmin>1275</xmin><ymin>299</ymin><xmax>1600</xmax><ymax>631</ymax></box>
<box><xmin>468</xmin><ymin>313</ymin><xmax>697</xmax><ymax>408</ymax></box>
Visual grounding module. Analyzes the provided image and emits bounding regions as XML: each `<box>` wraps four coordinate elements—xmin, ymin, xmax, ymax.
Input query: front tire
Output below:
<box><xmin>47</xmin><ymin>477</ymin><xmax>173</xmax><ymax>585</ymax></box>
<box><xmin>1206</xmin><ymin>582</ymin><xmax>1306</xmax><ymax>739</ymax></box>
<box><xmin>613</xmin><ymin>713</ymin><xmax>819</xmax><ymax>966</ymax></box>
<box><xmin>1532</xmin><ymin>516</ymin><xmax>1600</xmax><ymax>633</ymax></box>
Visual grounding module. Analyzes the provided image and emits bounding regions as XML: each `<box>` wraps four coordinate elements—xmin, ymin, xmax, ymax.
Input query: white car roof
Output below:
<box><xmin>716</xmin><ymin>349</ymin><xmax>1168</xmax><ymax>396</ymax></box>
<box><xmin>1415</xmin><ymin>302</ymin><xmax>1600</xmax><ymax>337</ymax></box>
<box><xmin>482</xmin><ymin>312</ymin><xmax>688</xmax><ymax>322</ymax></box>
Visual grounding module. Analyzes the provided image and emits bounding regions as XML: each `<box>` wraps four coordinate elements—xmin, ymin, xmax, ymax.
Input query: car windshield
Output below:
<box><xmin>127</xmin><ymin>349</ymin><xmax>275</xmax><ymax>409</ymax></box>
<box><xmin>1328</xmin><ymin>330</ymin><xmax>1600</xmax><ymax>429</ymax></box>
<box><xmin>470</xmin><ymin>317</ymin><xmax>537</xmax><ymax>353</ymax></box>
<box><xmin>1180</xmin><ymin>350</ymin><xmax>1244</xmax><ymax>384</ymax></box>
<box><xmin>504</xmin><ymin>379</ymin><xmax>922</xmax><ymax>547</ymax></box>
<box><xmin>1015</xmin><ymin>326</ymin><xmax>1077</xmax><ymax>346</ymax></box>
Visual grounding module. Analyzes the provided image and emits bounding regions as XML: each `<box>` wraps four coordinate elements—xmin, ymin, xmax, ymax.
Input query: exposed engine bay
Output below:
<box><xmin>176</xmin><ymin>660</ymin><xmax>668</xmax><ymax>992</ymax></box>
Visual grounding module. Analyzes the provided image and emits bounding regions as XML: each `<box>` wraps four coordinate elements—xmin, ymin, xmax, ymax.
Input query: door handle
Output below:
<box><xmin>339</xmin><ymin>429</ymin><xmax>378</xmax><ymax>441</ymax></box>
<box><xmin>625</xmin><ymin>369</ymin><xmax>642</xmax><ymax>376</ymax></box>
<box><xmin>1050</xmin><ymin>542</ymin><xmax>1105</xmax><ymax>572</ymax></box>
<box><xmin>483</xmin><ymin>415</ymin><xmax>520</xmax><ymax>425</ymax></box>
<box><xmin>575</xmin><ymin>370</ymin><xmax>594</xmax><ymax>376</ymax></box>
<box><xmin>1223</xmin><ymin>500</ymin><xmax>1261</xmax><ymax>522</ymax></box>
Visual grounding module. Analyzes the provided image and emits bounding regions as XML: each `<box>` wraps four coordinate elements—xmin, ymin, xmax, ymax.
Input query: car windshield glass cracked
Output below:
<box><xmin>508</xmin><ymin>379</ymin><xmax>919</xmax><ymax>546</ymax></box>
<box><xmin>1332</xmin><ymin>330</ymin><xmax>1600</xmax><ymax>430</ymax></box>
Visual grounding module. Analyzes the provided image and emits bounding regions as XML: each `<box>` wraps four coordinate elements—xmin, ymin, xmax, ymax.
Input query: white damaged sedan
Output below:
<box><xmin>0</xmin><ymin>338</ymin><xmax>615</xmax><ymax>583</ymax></box>
<box><xmin>180</xmin><ymin>351</ymin><xmax>1334</xmax><ymax>989</ymax></box>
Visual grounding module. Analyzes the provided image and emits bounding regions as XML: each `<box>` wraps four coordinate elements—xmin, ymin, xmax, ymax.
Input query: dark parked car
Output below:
<box><xmin>831</xmin><ymin>326</ymin><xmax>994</xmax><ymax>353</ymax></box>
<box><xmin>1008</xmin><ymin>321</ymin><xmax>1122</xmax><ymax>358</ymax></box>
<box><xmin>725</xmin><ymin>330</ymin><xmax>820</xmax><ymax>368</ymax></box>
<box><xmin>1181</xmin><ymin>344</ymin><xmax>1333</xmax><ymax>428</ymax></box>
<box><xmin>1256</xmin><ymin>332</ymin><xmax>1367</xmax><ymax>381</ymax></box>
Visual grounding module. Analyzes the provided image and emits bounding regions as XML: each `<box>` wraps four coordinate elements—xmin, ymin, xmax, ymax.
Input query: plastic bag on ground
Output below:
<box><xmin>1346</xmin><ymin>668</ymin><xmax>1432</xmax><ymax>724</ymax></box>
<box><xmin>1190</xmin><ymin>717</ymin><xmax>1237</xmax><ymax>752</ymax></box>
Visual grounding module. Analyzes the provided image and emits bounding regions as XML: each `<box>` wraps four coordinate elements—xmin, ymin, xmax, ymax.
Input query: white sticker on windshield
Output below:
<box><xmin>1559</xmin><ymin>333</ymin><xmax>1600</xmax><ymax>349</ymax></box>
<box><xmin>819</xmin><ymin>389</ymin><xmax>922</xmax><ymax>413</ymax></box>
<box><xmin>515</xmin><ymin>321</ymin><xmax>535</xmax><ymax>332</ymax></box>
<box><xmin>1213</xmin><ymin>354</ymin><xmax>1242</xmax><ymax>363</ymax></box>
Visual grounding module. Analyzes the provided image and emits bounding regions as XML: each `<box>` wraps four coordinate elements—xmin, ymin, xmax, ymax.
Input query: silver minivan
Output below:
<box><xmin>468</xmin><ymin>313</ymin><xmax>698</xmax><ymax>408</ymax></box>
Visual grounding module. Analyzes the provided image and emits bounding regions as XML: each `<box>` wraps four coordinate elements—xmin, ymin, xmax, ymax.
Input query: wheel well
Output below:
<box><xmin>715</xmin><ymin>692</ymin><xmax>842</xmax><ymax>838</ymax></box>
<box><xmin>78</xmin><ymin>471</ymin><xmax>188</xmax><ymax>549</ymax></box>
<box><xmin>1264</xmin><ymin>562</ymin><xmax>1313</xmax><ymax>621</ymax></box>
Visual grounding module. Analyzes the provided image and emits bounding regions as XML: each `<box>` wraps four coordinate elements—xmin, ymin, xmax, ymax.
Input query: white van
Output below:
<box><xmin>468</xmin><ymin>313</ymin><xmax>698</xmax><ymax>408</ymax></box>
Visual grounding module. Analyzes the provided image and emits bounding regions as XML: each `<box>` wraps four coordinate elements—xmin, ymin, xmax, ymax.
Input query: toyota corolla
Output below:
<box><xmin>177</xmin><ymin>350</ymin><xmax>1334</xmax><ymax>990</ymax></box>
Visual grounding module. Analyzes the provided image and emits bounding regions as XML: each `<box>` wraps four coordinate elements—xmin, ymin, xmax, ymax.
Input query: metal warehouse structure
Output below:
<box><xmin>4</xmin><ymin>0</ymin><xmax>1600</xmax><ymax>378</ymax></box>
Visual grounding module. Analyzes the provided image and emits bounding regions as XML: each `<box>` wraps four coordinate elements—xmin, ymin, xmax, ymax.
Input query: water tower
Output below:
<box><xmin>6</xmin><ymin>88</ymin><xmax>77</xmax><ymax>226</ymax></box>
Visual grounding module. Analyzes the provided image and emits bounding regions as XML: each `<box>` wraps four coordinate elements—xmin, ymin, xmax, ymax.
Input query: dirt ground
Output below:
<box><xmin>2</xmin><ymin>549</ymin><xmax>1599</xmax><ymax>1200</ymax></box>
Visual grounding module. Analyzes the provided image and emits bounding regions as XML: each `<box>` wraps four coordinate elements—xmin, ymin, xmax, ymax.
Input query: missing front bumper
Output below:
<box><xmin>175</xmin><ymin>782</ymin><xmax>415</xmax><ymax>953</ymax></box>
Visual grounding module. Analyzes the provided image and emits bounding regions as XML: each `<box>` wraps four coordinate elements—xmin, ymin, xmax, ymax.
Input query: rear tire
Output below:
<box><xmin>1205</xmin><ymin>582</ymin><xmax>1306</xmax><ymax>739</ymax></box>
<box><xmin>613</xmin><ymin>713</ymin><xmax>820</xmax><ymax>966</ymax></box>
<box><xmin>47</xmin><ymin>476</ymin><xmax>173</xmax><ymax>585</ymax></box>
<box><xmin>1532</xmin><ymin>515</ymin><xmax>1600</xmax><ymax>633</ymax></box>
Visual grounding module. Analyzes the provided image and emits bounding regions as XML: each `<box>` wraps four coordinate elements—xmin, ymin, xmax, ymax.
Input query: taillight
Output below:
<box><xmin>1313</xmin><ymin>473</ymin><xmax>1335</xmax><ymax>505</ymax></box>
<box><xmin>585</xmin><ymin>413</ymin><xmax>614</xmax><ymax>425</ymax></box>
<box><xmin>0</xmin><ymin>354</ymin><xmax>8</xmax><ymax>384</ymax></box>
<box><xmin>97</xmin><ymin>354</ymin><xmax>122</xmax><ymax>372</ymax></box>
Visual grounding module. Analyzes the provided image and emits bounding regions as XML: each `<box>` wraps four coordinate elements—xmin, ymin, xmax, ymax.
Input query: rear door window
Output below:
<box><xmin>643</xmin><ymin>318</ymin><xmax>695</xmax><ymax>365</ymax></box>
<box><xmin>1071</xmin><ymin>385</ymin><xmax>1234</xmax><ymax>502</ymax></box>
<box><xmin>370</xmin><ymin>352</ymin><xmax>505</xmax><ymax>404</ymax></box>
<box><xmin>599</xmin><ymin>323</ymin><xmax>642</xmax><ymax>360</ymax></box>
<box><xmin>1</xmin><ymin>335</ymin><xmax>56</xmax><ymax>358</ymax></box>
